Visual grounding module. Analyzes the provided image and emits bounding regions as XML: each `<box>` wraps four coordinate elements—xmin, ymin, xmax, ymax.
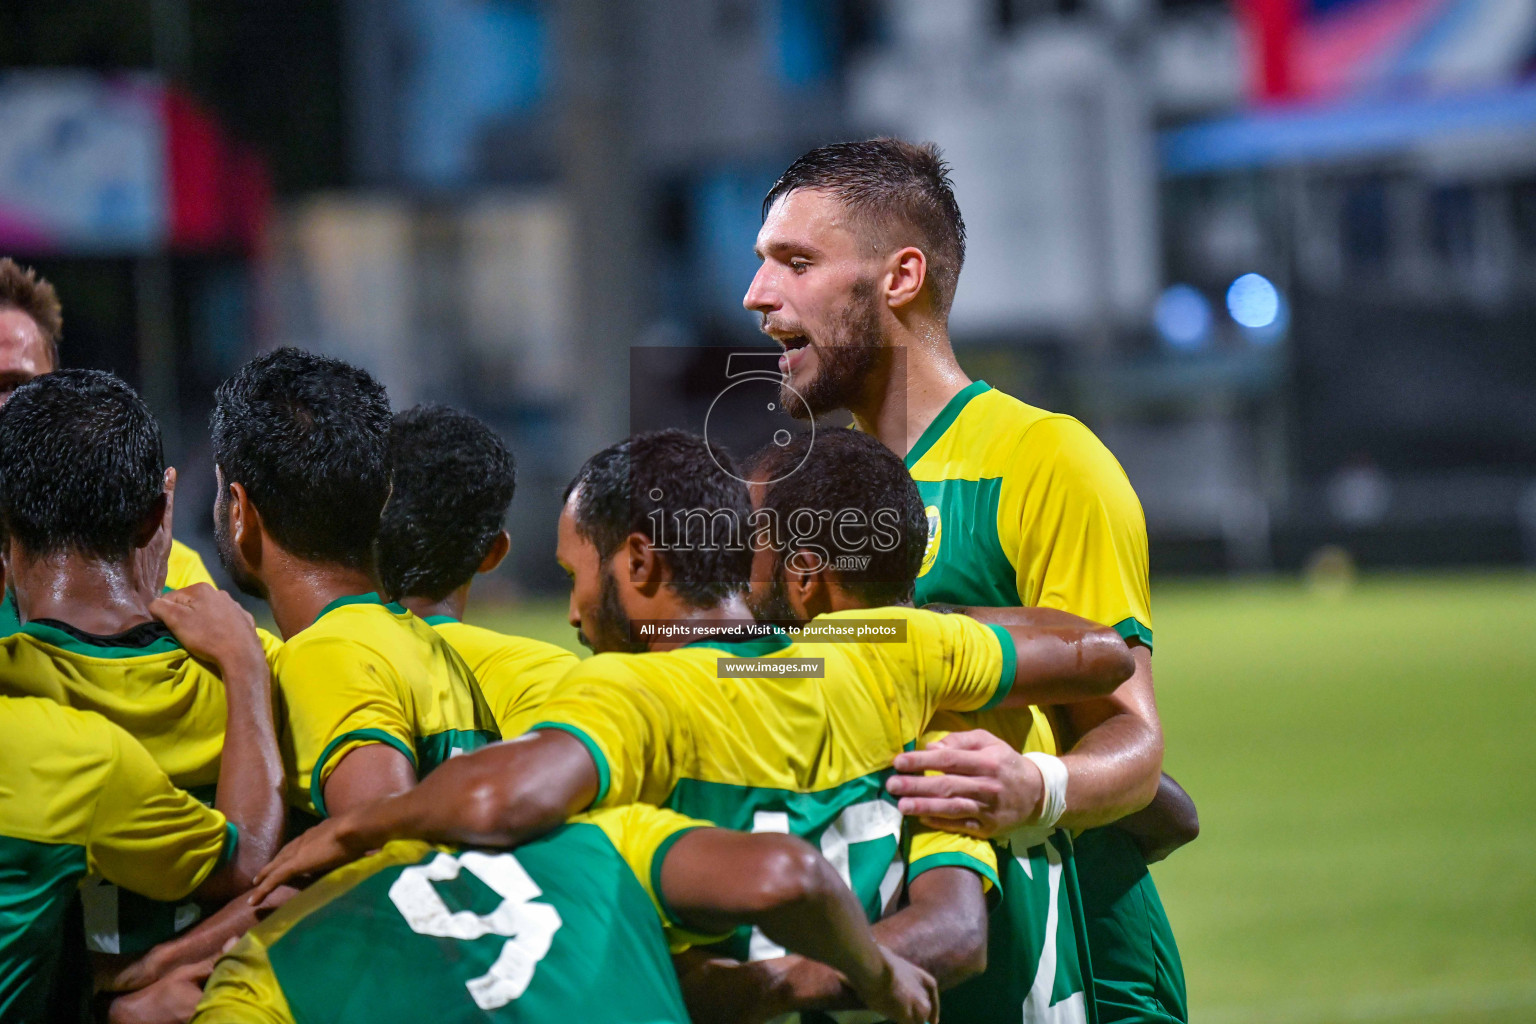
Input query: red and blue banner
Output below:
<box><xmin>0</xmin><ymin>73</ymin><xmax>269</xmax><ymax>255</ymax></box>
<box><xmin>1240</xmin><ymin>0</ymin><xmax>1536</xmax><ymax>102</ymax></box>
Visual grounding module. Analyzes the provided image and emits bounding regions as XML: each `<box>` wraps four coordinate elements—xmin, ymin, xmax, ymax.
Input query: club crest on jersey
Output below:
<box><xmin>918</xmin><ymin>505</ymin><xmax>941</xmax><ymax>577</ymax></box>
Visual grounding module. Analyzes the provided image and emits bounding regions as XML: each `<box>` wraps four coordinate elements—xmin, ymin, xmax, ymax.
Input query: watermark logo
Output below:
<box><xmin>629</xmin><ymin>346</ymin><xmax>913</xmax><ymax>583</ymax></box>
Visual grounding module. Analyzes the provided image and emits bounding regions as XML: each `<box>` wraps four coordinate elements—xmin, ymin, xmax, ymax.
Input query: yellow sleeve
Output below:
<box><xmin>901</xmin><ymin>609</ymin><xmax>1015</xmax><ymax>718</ymax></box>
<box><xmin>907</xmin><ymin>826</ymin><xmax>999</xmax><ymax>896</ymax></box>
<box><xmin>167</xmin><ymin>540</ymin><xmax>218</xmax><ymax>590</ymax></box>
<box><xmin>192</xmin><ymin>930</ymin><xmax>296</xmax><ymax>1024</ymax></box>
<box><xmin>275</xmin><ymin>636</ymin><xmax>416</xmax><ymax>818</ymax></box>
<box><xmin>529</xmin><ymin>657</ymin><xmax>682</xmax><ymax>809</ymax></box>
<box><xmin>481</xmin><ymin>645</ymin><xmax>580</xmax><ymax>739</ymax></box>
<box><xmin>88</xmin><ymin>721</ymin><xmax>234</xmax><ymax>902</ymax></box>
<box><xmin>999</xmin><ymin>416</ymin><xmax>1153</xmax><ymax>647</ymax></box>
<box><xmin>580</xmin><ymin>804</ymin><xmax>728</xmax><ymax>953</ymax></box>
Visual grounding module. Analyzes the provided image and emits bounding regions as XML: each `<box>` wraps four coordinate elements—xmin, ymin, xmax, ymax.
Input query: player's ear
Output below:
<box><xmin>132</xmin><ymin>492</ymin><xmax>170</xmax><ymax>549</ymax></box>
<box><xmin>624</xmin><ymin>532</ymin><xmax>665</xmax><ymax>595</ymax></box>
<box><xmin>228</xmin><ymin>482</ymin><xmax>264</xmax><ymax>558</ymax></box>
<box><xmin>478</xmin><ymin>530</ymin><xmax>511</xmax><ymax>575</ymax></box>
<box><xmin>147</xmin><ymin>466</ymin><xmax>176</xmax><ymax>540</ymax></box>
<box><xmin>884</xmin><ymin>246</ymin><xmax>928</xmax><ymax>311</ymax></box>
<box><xmin>786</xmin><ymin>549</ymin><xmax>834</xmax><ymax>620</ymax></box>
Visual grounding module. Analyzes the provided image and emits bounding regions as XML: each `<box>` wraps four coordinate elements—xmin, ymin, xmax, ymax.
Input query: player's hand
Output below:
<box><xmin>248</xmin><ymin>813</ymin><xmax>372</xmax><ymax>904</ymax></box>
<box><xmin>886</xmin><ymin>730</ymin><xmax>1042</xmax><ymax>838</ymax></box>
<box><xmin>849</xmin><ymin>945</ymin><xmax>939</xmax><ymax>1024</ymax></box>
<box><xmin>150</xmin><ymin>584</ymin><xmax>267</xmax><ymax>681</ymax></box>
<box><xmin>105</xmin><ymin>959</ymin><xmax>214</xmax><ymax>1024</ymax></box>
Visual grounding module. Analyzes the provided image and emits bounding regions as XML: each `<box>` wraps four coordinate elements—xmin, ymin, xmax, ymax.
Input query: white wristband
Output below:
<box><xmin>1023</xmin><ymin>752</ymin><xmax>1068</xmax><ymax>829</ymax></box>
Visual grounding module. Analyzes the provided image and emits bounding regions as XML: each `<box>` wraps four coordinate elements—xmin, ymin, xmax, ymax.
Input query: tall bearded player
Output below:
<box><xmin>744</xmin><ymin>139</ymin><xmax>1194</xmax><ymax>1024</ymax></box>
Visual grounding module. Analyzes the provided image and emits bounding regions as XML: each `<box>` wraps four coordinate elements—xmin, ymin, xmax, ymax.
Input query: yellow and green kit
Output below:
<box><xmin>192</xmin><ymin>804</ymin><xmax>725</xmax><ymax>1023</ymax></box>
<box><xmin>421</xmin><ymin>617</ymin><xmax>579</xmax><ymax>739</ymax></box>
<box><xmin>907</xmin><ymin>380</ymin><xmax>1186</xmax><ymax>1024</ymax></box>
<box><xmin>273</xmin><ymin>593</ymin><xmax>501</xmax><ymax>820</ymax></box>
<box><xmin>0</xmin><ymin>697</ymin><xmax>236</xmax><ymax>1021</ymax></box>
<box><xmin>528</xmin><ymin>606</ymin><xmax>1025</xmax><ymax>962</ymax></box>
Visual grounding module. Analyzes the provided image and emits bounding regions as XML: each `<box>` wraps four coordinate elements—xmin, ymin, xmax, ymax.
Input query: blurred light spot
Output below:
<box><xmin>1242</xmin><ymin>292</ymin><xmax>1288</xmax><ymax>346</ymax></box>
<box><xmin>1227</xmin><ymin>273</ymin><xmax>1280</xmax><ymax>329</ymax></box>
<box><xmin>1153</xmin><ymin>284</ymin><xmax>1212</xmax><ymax>350</ymax></box>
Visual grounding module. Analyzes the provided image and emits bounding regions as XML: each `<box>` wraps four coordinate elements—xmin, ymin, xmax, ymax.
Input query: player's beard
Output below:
<box><xmin>213</xmin><ymin>491</ymin><xmax>267</xmax><ymax>600</ymax></box>
<box><xmin>578</xmin><ymin>565</ymin><xmax>647</xmax><ymax>654</ymax></box>
<box><xmin>780</xmin><ymin>278</ymin><xmax>884</xmax><ymax>421</ymax></box>
<box><xmin>746</xmin><ymin>570</ymin><xmax>805</xmax><ymax>630</ymax></box>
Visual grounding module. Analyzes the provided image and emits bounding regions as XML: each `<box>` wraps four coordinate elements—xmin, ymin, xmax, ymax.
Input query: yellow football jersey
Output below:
<box><xmin>0</xmin><ymin>698</ymin><xmax>234</xmax><ymax>1020</ymax></box>
<box><xmin>530</xmin><ymin>606</ymin><xmax>1012</xmax><ymax>954</ymax></box>
<box><xmin>167</xmin><ymin>539</ymin><xmax>218</xmax><ymax>590</ymax></box>
<box><xmin>532</xmin><ymin>607</ymin><xmax>1013</xmax><ymax>811</ymax></box>
<box><xmin>424</xmin><ymin>617</ymin><xmax>579</xmax><ymax>739</ymax></box>
<box><xmin>0</xmin><ymin>620</ymin><xmax>232</xmax><ymax>794</ymax></box>
<box><xmin>907</xmin><ymin>381</ymin><xmax>1151</xmax><ymax>645</ymax></box>
<box><xmin>274</xmin><ymin>594</ymin><xmax>500</xmax><ymax>818</ymax></box>
<box><xmin>0</xmin><ymin>600</ymin><xmax>280</xmax><ymax>955</ymax></box>
<box><xmin>192</xmin><ymin>805</ymin><xmax>717</xmax><ymax>1024</ymax></box>
<box><xmin>904</xmin><ymin>380</ymin><xmax>1162</xmax><ymax>1023</ymax></box>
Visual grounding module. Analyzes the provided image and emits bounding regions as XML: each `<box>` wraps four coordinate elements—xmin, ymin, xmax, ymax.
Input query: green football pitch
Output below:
<box><xmin>468</xmin><ymin>572</ymin><xmax>1536</xmax><ymax>1024</ymax></box>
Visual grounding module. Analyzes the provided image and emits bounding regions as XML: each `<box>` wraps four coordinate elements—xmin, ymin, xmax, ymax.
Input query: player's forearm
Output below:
<box><xmin>871</xmin><ymin>867</ymin><xmax>988</xmax><ymax>988</ymax></box>
<box><xmin>341</xmin><ymin>731</ymin><xmax>596</xmax><ymax>850</ymax></box>
<box><xmin>206</xmin><ymin>651</ymin><xmax>285</xmax><ymax>897</ymax></box>
<box><xmin>1112</xmin><ymin>772</ymin><xmax>1199</xmax><ymax>864</ymax></box>
<box><xmin>955</xmin><ymin>607</ymin><xmax>1134</xmax><ymax>706</ymax></box>
<box><xmin>1054</xmin><ymin>647</ymin><xmax>1163</xmax><ymax>828</ymax></box>
<box><xmin>104</xmin><ymin>885</ymin><xmax>299</xmax><ymax>992</ymax></box>
<box><xmin>764</xmin><ymin>866</ymin><xmax>989</xmax><ymax>1013</ymax></box>
<box><xmin>674</xmin><ymin>952</ymin><xmax>793</xmax><ymax>1024</ymax></box>
<box><xmin>732</xmin><ymin>840</ymin><xmax>891</xmax><ymax>1001</ymax></box>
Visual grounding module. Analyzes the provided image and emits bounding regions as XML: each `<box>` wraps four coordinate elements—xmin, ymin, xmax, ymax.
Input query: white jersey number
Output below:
<box><xmin>388</xmin><ymin>850</ymin><xmax>563</xmax><ymax>1010</ymax></box>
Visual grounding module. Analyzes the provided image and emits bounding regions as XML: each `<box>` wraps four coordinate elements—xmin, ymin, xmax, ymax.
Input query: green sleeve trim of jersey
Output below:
<box><xmin>1112</xmin><ymin>616</ymin><xmax>1153</xmax><ymax>652</ymax></box>
<box><xmin>906</xmin><ymin>851</ymin><xmax>1002</xmax><ymax>902</ymax></box>
<box><xmin>530</xmin><ymin>722</ymin><xmax>611</xmax><ymax>808</ymax></box>
<box><xmin>310</xmin><ymin>728</ymin><xmax>418</xmax><ymax>819</ymax></box>
<box><xmin>649</xmin><ymin>825</ymin><xmax>708</xmax><ymax>928</ymax></box>
<box><xmin>421</xmin><ymin>614</ymin><xmax>458</xmax><ymax>627</ymax></box>
<box><xmin>904</xmin><ymin>380</ymin><xmax>991</xmax><ymax>469</ymax></box>
<box><xmin>979</xmin><ymin>623</ymin><xmax>1016</xmax><ymax>712</ymax></box>
<box><xmin>218</xmin><ymin>822</ymin><xmax>239</xmax><ymax>870</ymax></box>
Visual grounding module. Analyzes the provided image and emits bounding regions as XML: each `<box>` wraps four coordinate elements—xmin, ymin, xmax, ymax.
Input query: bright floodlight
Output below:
<box><xmin>1227</xmin><ymin>273</ymin><xmax>1280</xmax><ymax>329</ymax></box>
<box><xmin>1154</xmin><ymin>284</ymin><xmax>1211</xmax><ymax>350</ymax></box>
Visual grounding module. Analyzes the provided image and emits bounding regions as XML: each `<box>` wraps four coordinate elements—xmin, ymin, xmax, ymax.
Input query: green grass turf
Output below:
<box><xmin>466</xmin><ymin>572</ymin><xmax>1536</xmax><ymax>1024</ymax></box>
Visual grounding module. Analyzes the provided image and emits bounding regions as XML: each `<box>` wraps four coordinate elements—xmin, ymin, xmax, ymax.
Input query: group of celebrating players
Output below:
<box><xmin>0</xmin><ymin>138</ymin><xmax>1198</xmax><ymax>1024</ymax></box>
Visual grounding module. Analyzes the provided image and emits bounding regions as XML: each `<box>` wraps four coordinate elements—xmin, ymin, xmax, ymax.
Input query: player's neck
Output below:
<box><xmin>8</xmin><ymin>550</ymin><xmax>157</xmax><ymax>635</ymax></box>
<box><xmin>642</xmin><ymin>593</ymin><xmax>755</xmax><ymax>652</ymax></box>
<box><xmin>848</xmin><ymin>327</ymin><xmax>971</xmax><ymax>458</ymax></box>
<box><xmin>400</xmin><ymin>585</ymin><xmax>469</xmax><ymax>623</ymax></box>
<box><xmin>262</xmin><ymin>558</ymin><xmax>384</xmax><ymax>640</ymax></box>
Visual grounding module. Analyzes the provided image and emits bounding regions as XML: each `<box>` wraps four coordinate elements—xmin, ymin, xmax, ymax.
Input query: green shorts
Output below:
<box><xmin>1074</xmin><ymin>826</ymin><xmax>1187</xmax><ymax>1024</ymax></box>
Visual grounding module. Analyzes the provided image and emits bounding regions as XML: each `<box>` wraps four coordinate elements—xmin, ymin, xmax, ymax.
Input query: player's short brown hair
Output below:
<box><xmin>763</xmin><ymin>138</ymin><xmax>967</xmax><ymax>318</ymax></box>
<box><xmin>0</xmin><ymin>259</ymin><xmax>62</xmax><ymax>368</ymax></box>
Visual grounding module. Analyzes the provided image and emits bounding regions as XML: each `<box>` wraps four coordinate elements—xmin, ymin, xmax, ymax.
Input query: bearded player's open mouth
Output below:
<box><xmin>777</xmin><ymin>334</ymin><xmax>810</xmax><ymax>375</ymax></box>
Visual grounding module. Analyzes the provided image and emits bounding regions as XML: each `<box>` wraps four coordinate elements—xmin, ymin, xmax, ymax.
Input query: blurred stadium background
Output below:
<box><xmin>2</xmin><ymin>0</ymin><xmax>1534</xmax><ymax>1019</ymax></box>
